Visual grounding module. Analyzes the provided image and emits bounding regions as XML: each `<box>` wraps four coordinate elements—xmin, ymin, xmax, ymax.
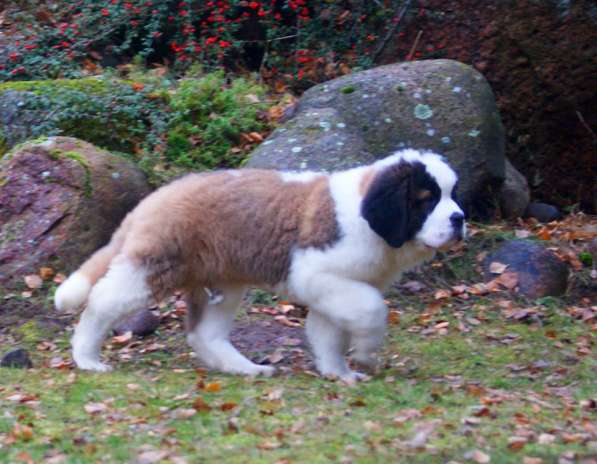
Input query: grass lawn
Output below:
<box><xmin>1</xmin><ymin>221</ymin><xmax>595</xmax><ymax>463</ymax></box>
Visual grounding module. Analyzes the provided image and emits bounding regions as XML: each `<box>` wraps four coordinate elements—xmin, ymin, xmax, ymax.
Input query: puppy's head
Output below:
<box><xmin>361</xmin><ymin>150</ymin><xmax>465</xmax><ymax>249</ymax></box>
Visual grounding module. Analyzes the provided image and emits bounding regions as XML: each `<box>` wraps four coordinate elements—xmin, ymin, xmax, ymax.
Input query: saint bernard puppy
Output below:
<box><xmin>55</xmin><ymin>149</ymin><xmax>465</xmax><ymax>383</ymax></box>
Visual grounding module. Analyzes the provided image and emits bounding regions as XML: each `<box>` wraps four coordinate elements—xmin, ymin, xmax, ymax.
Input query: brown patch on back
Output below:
<box><xmin>359</xmin><ymin>167</ymin><xmax>376</xmax><ymax>196</ymax></box>
<box><xmin>298</xmin><ymin>177</ymin><xmax>340</xmax><ymax>249</ymax></box>
<box><xmin>118</xmin><ymin>170</ymin><xmax>340</xmax><ymax>299</ymax></box>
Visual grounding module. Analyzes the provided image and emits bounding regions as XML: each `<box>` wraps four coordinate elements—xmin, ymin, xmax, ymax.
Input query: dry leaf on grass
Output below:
<box><xmin>24</xmin><ymin>274</ymin><xmax>43</xmax><ymax>289</ymax></box>
<box><xmin>496</xmin><ymin>271</ymin><xmax>519</xmax><ymax>290</ymax></box>
<box><xmin>192</xmin><ymin>397</ymin><xmax>212</xmax><ymax>412</ymax></box>
<box><xmin>434</xmin><ymin>289</ymin><xmax>452</xmax><ymax>300</ymax></box>
<box><xmin>489</xmin><ymin>261</ymin><xmax>508</xmax><ymax>274</ymax></box>
<box><xmin>84</xmin><ymin>402</ymin><xmax>108</xmax><ymax>415</ymax></box>
<box><xmin>388</xmin><ymin>311</ymin><xmax>401</xmax><ymax>325</ymax></box>
<box><xmin>39</xmin><ymin>267</ymin><xmax>55</xmax><ymax>280</ymax></box>
<box><xmin>136</xmin><ymin>450</ymin><xmax>170</xmax><ymax>464</ymax></box>
<box><xmin>464</xmin><ymin>449</ymin><xmax>491</xmax><ymax>463</ymax></box>
<box><xmin>174</xmin><ymin>408</ymin><xmax>197</xmax><ymax>419</ymax></box>
<box><xmin>204</xmin><ymin>382</ymin><xmax>221</xmax><ymax>393</ymax></box>
<box><xmin>219</xmin><ymin>402</ymin><xmax>237</xmax><ymax>411</ymax></box>
<box><xmin>406</xmin><ymin>420</ymin><xmax>440</xmax><ymax>448</ymax></box>
<box><xmin>112</xmin><ymin>332</ymin><xmax>133</xmax><ymax>344</ymax></box>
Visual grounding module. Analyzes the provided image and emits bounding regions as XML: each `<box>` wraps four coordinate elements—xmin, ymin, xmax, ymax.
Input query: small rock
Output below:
<box><xmin>483</xmin><ymin>240</ymin><xmax>569</xmax><ymax>298</ymax></box>
<box><xmin>113</xmin><ymin>310</ymin><xmax>161</xmax><ymax>337</ymax></box>
<box><xmin>1</xmin><ymin>348</ymin><xmax>33</xmax><ymax>368</ymax></box>
<box><xmin>525</xmin><ymin>202</ymin><xmax>562</xmax><ymax>223</ymax></box>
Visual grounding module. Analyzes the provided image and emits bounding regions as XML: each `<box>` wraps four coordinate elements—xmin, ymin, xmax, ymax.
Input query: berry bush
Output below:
<box><xmin>2</xmin><ymin>0</ymin><xmax>411</xmax><ymax>84</ymax></box>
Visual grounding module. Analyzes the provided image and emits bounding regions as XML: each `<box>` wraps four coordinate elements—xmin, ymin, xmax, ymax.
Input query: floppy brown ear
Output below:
<box><xmin>361</xmin><ymin>162</ymin><xmax>412</xmax><ymax>248</ymax></box>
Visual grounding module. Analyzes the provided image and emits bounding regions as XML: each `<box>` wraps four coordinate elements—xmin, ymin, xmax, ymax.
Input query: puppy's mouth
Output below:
<box><xmin>439</xmin><ymin>229</ymin><xmax>466</xmax><ymax>251</ymax></box>
<box><xmin>420</xmin><ymin>235</ymin><xmax>465</xmax><ymax>252</ymax></box>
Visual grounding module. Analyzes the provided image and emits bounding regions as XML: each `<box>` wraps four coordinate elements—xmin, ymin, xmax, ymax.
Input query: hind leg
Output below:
<box><xmin>186</xmin><ymin>285</ymin><xmax>274</xmax><ymax>377</ymax></box>
<box><xmin>72</xmin><ymin>256</ymin><xmax>151</xmax><ymax>372</ymax></box>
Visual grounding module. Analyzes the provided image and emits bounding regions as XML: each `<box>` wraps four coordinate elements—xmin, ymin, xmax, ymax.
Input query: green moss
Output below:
<box><xmin>0</xmin><ymin>128</ymin><xmax>7</xmax><ymax>156</ymax></box>
<box><xmin>340</xmin><ymin>85</ymin><xmax>356</xmax><ymax>94</ymax></box>
<box><xmin>0</xmin><ymin>78</ymin><xmax>162</xmax><ymax>155</ymax></box>
<box><xmin>0</xmin><ymin>71</ymin><xmax>277</xmax><ymax>184</ymax></box>
<box><xmin>63</xmin><ymin>151</ymin><xmax>92</xmax><ymax>197</ymax></box>
<box><xmin>2</xmin><ymin>136</ymin><xmax>51</xmax><ymax>161</ymax></box>
<box><xmin>0</xmin><ymin>78</ymin><xmax>110</xmax><ymax>97</ymax></box>
<box><xmin>15</xmin><ymin>321</ymin><xmax>45</xmax><ymax>345</ymax></box>
<box><xmin>43</xmin><ymin>147</ymin><xmax>92</xmax><ymax>196</ymax></box>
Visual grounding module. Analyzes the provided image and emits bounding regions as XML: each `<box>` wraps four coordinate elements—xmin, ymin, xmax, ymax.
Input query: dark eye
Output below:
<box><xmin>415</xmin><ymin>190</ymin><xmax>432</xmax><ymax>203</ymax></box>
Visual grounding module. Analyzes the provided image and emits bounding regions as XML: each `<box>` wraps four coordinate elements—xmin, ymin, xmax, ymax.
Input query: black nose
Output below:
<box><xmin>450</xmin><ymin>212</ymin><xmax>464</xmax><ymax>229</ymax></box>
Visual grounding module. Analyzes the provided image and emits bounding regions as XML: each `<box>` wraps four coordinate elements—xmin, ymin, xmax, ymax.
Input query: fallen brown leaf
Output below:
<box><xmin>136</xmin><ymin>450</ymin><xmax>169</xmax><ymax>464</ymax></box>
<box><xmin>220</xmin><ymin>402</ymin><xmax>237</xmax><ymax>411</ymax></box>
<box><xmin>204</xmin><ymin>382</ymin><xmax>222</xmax><ymax>393</ymax></box>
<box><xmin>464</xmin><ymin>449</ymin><xmax>491</xmax><ymax>463</ymax></box>
<box><xmin>388</xmin><ymin>310</ymin><xmax>401</xmax><ymax>325</ymax></box>
<box><xmin>24</xmin><ymin>274</ymin><xmax>43</xmax><ymax>289</ymax></box>
<box><xmin>84</xmin><ymin>402</ymin><xmax>108</xmax><ymax>415</ymax></box>
<box><xmin>39</xmin><ymin>267</ymin><xmax>55</xmax><ymax>280</ymax></box>
<box><xmin>192</xmin><ymin>397</ymin><xmax>212</xmax><ymax>412</ymax></box>
<box><xmin>406</xmin><ymin>420</ymin><xmax>440</xmax><ymax>448</ymax></box>
<box><xmin>11</xmin><ymin>423</ymin><xmax>33</xmax><ymax>442</ymax></box>
<box><xmin>174</xmin><ymin>408</ymin><xmax>197</xmax><ymax>419</ymax></box>
<box><xmin>434</xmin><ymin>289</ymin><xmax>452</xmax><ymax>300</ymax></box>
<box><xmin>496</xmin><ymin>271</ymin><xmax>518</xmax><ymax>290</ymax></box>
<box><xmin>257</xmin><ymin>440</ymin><xmax>281</xmax><ymax>450</ymax></box>
<box><xmin>508</xmin><ymin>436</ymin><xmax>528</xmax><ymax>451</ymax></box>
<box><xmin>489</xmin><ymin>261</ymin><xmax>508</xmax><ymax>274</ymax></box>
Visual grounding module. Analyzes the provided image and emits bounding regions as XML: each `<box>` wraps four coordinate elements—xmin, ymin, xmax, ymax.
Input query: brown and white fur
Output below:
<box><xmin>55</xmin><ymin>149</ymin><xmax>465</xmax><ymax>382</ymax></box>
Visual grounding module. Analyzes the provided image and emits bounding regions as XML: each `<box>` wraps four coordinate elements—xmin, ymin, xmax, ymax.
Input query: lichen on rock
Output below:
<box><xmin>248</xmin><ymin>59</ymin><xmax>509</xmax><ymax>217</ymax></box>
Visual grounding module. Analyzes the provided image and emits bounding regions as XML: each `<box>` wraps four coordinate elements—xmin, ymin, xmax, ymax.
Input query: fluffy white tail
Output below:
<box><xmin>54</xmin><ymin>237</ymin><xmax>123</xmax><ymax>311</ymax></box>
<box><xmin>54</xmin><ymin>272</ymin><xmax>93</xmax><ymax>311</ymax></box>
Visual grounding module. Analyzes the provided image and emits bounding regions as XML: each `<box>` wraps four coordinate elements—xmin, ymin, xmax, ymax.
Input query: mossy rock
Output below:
<box><xmin>248</xmin><ymin>59</ymin><xmax>507</xmax><ymax>217</ymax></box>
<box><xmin>0</xmin><ymin>137</ymin><xmax>151</xmax><ymax>287</ymax></box>
<box><xmin>0</xmin><ymin>78</ymin><xmax>157</xmax><ymax>156</ymax></box>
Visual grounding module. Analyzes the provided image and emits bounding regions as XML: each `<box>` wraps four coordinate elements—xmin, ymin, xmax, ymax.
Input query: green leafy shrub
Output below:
<box><xmin>164</xmin><ymin>71</ymin><xmax>268</xmax><ymax>170</ymax></box>
<box><xmin>0</xmin><ymin>69</ymin><xmax>272</xmax><ymax>180</ymax></box>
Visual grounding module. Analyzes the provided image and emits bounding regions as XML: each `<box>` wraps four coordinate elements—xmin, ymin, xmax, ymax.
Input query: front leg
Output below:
<box><xmin>349</xmin><ymin>325</ymin><xmax>385</xmax><ymax>374</ymax></box>
<box><xmin>305</xmin><ymin>310</ymin><xmax>354</xmax><ymax>382</ymax></box>
<box><xmin>301</xmin><ymin>275</ymin><xmax>388</xmax><ymax>382</ymax></box>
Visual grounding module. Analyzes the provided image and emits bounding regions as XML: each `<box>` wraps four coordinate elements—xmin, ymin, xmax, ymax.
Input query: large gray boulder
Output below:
<box><xmin>0</xmin><ymin>137</ymin><xmax>151</xmax><ymax>287</ymax></box>
<box><xmin>248</xmin><ymin>59</ymin><xmax>506</xmax><ymax>216</ymax></box>
<box><xmin>498</xmin><ymin>159</ymin><xmax>530</xmax><ymax>219</ymax></box>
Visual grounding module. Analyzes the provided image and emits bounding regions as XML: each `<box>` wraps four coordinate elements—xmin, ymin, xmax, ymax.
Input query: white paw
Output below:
<box><xmin>340</xmin><ymin>371</ymin><xmax>370</xmax><ymax>386</ymax></box>
<box><xmin>75</xmin><ymin>358</ymin><xmax>113</xmax><ymax>372</ymax></box>
<box><xmin>322</xmin><ymin>369</ymin><xmax>370</xmax><ymax>385</ymax></box>
<box><xmin>351</xmin><ymin>354</ymin><xmax>380</xmax><ymax>374</ymax></box>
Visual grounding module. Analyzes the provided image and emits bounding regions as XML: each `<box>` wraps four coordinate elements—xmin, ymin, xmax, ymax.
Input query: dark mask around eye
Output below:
<box><xmin>361</xmin><ymin>161</ymin><xmax>440</xmax><ymax>248</ymax></box>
